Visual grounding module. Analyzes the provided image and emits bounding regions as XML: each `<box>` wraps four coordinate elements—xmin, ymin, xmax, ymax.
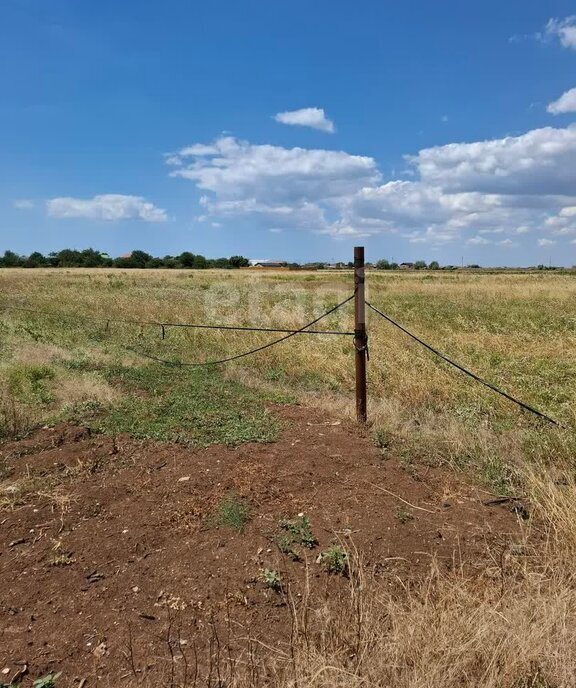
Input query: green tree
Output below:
<box><xmin>54</xmin><ymin>249</ymin><xmax>82</xmax><ymax>267</ymax></box>
<box><xmin>193</xmin><ymin>254</ymin><xmax>208</xmax><ymax>269</ymax></box>
<box><xmin>25</xmin><ymin>251</ymin><xmax>47</xmax><ymax>267</ymax></box>
<box><xmin>178</xmin><ymin>252</ymin><xmax>197</xmax><ymax>268</ymax></box>
<box><xmin>131</xmin><ymin>250</ymin><xmax>153</xmax><ymax>267</ymax></box>
<box><xmin>229</xmin><ymin>255</ymin><xmax>249</xmax><ymax>268</ymax></box>
<box><xmin>161</xmin><ymin>255</ymin><xmax>177</xmax><ymax>268</ymax></box>
<box><xmin>79</xmin><ymin>248</ymin><xmax>105</xmax><ymax>267</ymax></box>
<box><xmin>2</xmin><ymin>250</ymin><xmax>22</xmax><ymax>267</ymax></box>
<box><xmin>209</xmin><ymin>257</ymin><xmax>229</xmax><ymax>268</ymax></box>
<box><xmin>114</xmin><ymin>250</ymin><xmax>153</xmax><ymax>268</ymax></box>
<box><xmin>429</xmin><ymin>260</ymin><xmax>440</xmax><ymax>270</ymax></box>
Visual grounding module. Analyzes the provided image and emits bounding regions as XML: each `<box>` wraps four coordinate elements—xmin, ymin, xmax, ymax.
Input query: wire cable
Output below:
<box><xmin>125</xmin><ymin>292</ymin><xmax>356</xmax><ymax>367</ymax></box>
<box><xmin>0</xmin><ymin>303</ymin><xmax>353</xmax><ymax>336</ymax></box>
<box><xmin>365</xmin><ymin>300</ymin><xmax>561</xmax><ymax>427</ymax></box>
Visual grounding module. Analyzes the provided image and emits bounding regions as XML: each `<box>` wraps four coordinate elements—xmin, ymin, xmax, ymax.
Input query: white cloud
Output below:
<box><xmin>171</xmin><ymin>137</ymin><xmax>376</xmax><ymax>201</ymax></box>
<box><xmin>169</xmin><ymin>124</ymin><xmax>576</xmax><ymax>245</ymax></box>
<box><xmin>408</xmin><ymin>124</ymin><xmax>576</xmax><ymax>195</ymax></box>
<box><xmin>13</xmin><ymin>199</ymin><xmax>35</xmax><ymax>209</ymax></box>
<box><xmin>467</xmin><ymin>235</ymin><xmax>492</xmax><ymax>246</ymax></box>
<box><xmin>169</xmin><ymin>136</ymin><xmax>378</xmax><ymax>235</ymax></box>
<box><xmin>538</xmin><ymin>238</ymin><xmax>556</xmax><ymax>246</ymax></box>
<box><xmin>511</xmin><ymin>17</ymin><xmax>576</xmax><ymax>48</ymax></box>
<box><xmin>544</xmin><ymin>205</ymin><xmax>576</xmax><ymax>235</ymax></box>
<box><xmin>547</xmin><ymin>87</ymin><xmax>576</xmax><ymax>114</ymax></box>
<box><xmin>179</xmin><ymin>143</ymin><xmax>221</xmax><ymax>156</ymax></box>
<box><xmin>274</xmin><ymin>107</ymin><xmax>335</xmax><ymax>133</ymax></box>
<box><xmin>545</xmin><ymin>16</ymin><xmax>576</xmax><ymax>49</ymax></box>
<box><xmin>46</xmin><ymin>194</ymin><xmax>167</xmax><ymax>222</ymax></box>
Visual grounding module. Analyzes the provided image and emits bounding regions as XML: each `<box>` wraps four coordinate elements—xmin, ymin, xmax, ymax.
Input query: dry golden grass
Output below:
<box><xmin>276</xmin><ymin>531</ymin><xmax>576</xmax><ymax>687</ymax></box>
<box><xmin>53</xmin><ymin>373</ymin><xmax>119</xmax><ymax>406</ymax></box>
<box><xmin>11</xmin><ymin>342</ymin><xmax>71</xmax><ymax>365</ymax></box>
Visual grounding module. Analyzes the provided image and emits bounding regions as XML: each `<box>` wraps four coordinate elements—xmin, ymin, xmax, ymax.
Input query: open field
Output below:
<box><xmin>2</xmin><ymin>267</ymin><xmax>575</xmax><ymax>491</ymax></box>
<box><xmin>1</xmin><ymin>268</ymin><xmax>576</xmax><ymax>686</ymax></box>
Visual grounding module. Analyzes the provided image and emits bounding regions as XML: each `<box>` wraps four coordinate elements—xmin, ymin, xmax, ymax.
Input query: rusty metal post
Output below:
<box><xmin>354</xmin><ymin>246</ymin><xmax>368</xmax><ymax>422</ymax></box>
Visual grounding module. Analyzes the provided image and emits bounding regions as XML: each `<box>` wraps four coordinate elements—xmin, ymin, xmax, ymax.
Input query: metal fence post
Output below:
<box><xmin>354</xmin><ymin>246</ymin><xmax>368</xmax><ymax>422</ymax></box>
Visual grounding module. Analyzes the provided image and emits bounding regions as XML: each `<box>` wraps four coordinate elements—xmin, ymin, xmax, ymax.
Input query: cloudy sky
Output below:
<box><xmin>2</xmin><ymin>1</ymin><xmax>576</xmax><ymax>265</ymax></box>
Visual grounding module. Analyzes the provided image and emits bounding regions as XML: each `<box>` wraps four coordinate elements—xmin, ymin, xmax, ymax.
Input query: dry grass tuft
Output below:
<box><xmin>54</xmin><ymin>373</ymin><xmax>119</xmax><ymax>406</ymax></box>
<box><xmin>278</xmin><ymin>554</ymin><xmax>575</xmax><ymax>687</ymax></box>
<box><xmin>0</xmin><ymin>387</ymin><xmax>31</xmax><ymax>439</ymax></box>
<box><xmin>12</xmin><ymin>342</ymin><xmax>71</xmax><ymax>365</ymax></box>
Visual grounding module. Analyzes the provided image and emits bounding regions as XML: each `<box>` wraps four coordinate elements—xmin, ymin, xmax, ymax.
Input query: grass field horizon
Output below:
<box><xmin>2</xmin><ymin>267</ymin><xmax>574</xmax><ymax>483</ymax></box>
<box><xmin>2</xmin><ymin>266</ymin><xmax>576</xmax><ymax>686</ymax></box>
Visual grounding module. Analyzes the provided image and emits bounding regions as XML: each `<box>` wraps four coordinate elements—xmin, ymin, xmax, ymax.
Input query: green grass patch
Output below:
<box><xmin>207</xmin><ymin>491</ymin><xmax>252</xmax><ymax>533</ymax></box>
<box><xmin>72</xmin><ymin>363</ymin><xmax>280</xmax><ymax>446</ymax></box>
<box><xmin>6</xmin><ymin>363</ymin><xmax>55</xmax><ymax>404</ymax></box>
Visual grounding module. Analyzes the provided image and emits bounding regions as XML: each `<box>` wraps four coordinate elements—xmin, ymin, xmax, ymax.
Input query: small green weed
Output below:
<box><xmin>62</xmin><ymin>357</ymin><xmax>91</xmax><ymax>371</ymax></box>
<box><xmin>373</xmin><ymin>429</ymin><xmax>392</xmax><ymax>453</ymax></box>
<box><xmin>275</xmin><ymin>534</ymin><xmax>301</xmax><ymax>560</ymax></box>
<box><xmin>399</xmin><ymin>451</ymin><xmax>420</xmax><ymax>479</ymax></box>
<box><xmin>264</xmin><ymin>367</ymin><xmax>286</xmax><ymax>382</ymax></box>
<box><xmin>275</xmin><ymin>514</ymin><xmax>317</xmax><ymax>559</ymax></box>
<box><xmin>319</xmin><ymin>545</ymin><xmax>349</xmax><ymax>575</ymax></box>
<box><xmin>260</xmin><ymin>568</ymin><xmax>282</xmax><ymax>591</ymax></box>
<box><xmin>395</xmin><ymin>509</ymin><xmax>414</xmax><ymax>524</ymax></box>
<box><xmin>33</xmin><ymin>674</ymin><xmax>62</xmax><ymax>688</ymax></box>
<box><xmin>261</xmin><ymin>389</ymin><xmax>297</xmax><ymax>405</ymax></box>
<box><xmin>278</xmin><ymin>514</ymin><xmax>317</xmax><ymax>548</ymax></box>
<box><xmin>208</xmin><ymin>492</ymin><xmax>251</xmax><ymax>533</ymax></box>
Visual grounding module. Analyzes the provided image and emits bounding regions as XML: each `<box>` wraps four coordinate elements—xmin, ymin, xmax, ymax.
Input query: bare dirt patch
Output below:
<box><xmin>0</xmin><ymin>405</ymin><xmax>522</xmax><ymax>685</ymax></box>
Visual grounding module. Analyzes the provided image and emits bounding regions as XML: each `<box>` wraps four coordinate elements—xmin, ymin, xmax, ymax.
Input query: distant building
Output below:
<box><xmin>399</xmin><ymin>262</ymin><xmax>414</xmax><ymax>270</ymax></box>
<box><xmin>250</xmin><ymin>259</ymin><xmax>287</xmax><ymax>268</ymax></box>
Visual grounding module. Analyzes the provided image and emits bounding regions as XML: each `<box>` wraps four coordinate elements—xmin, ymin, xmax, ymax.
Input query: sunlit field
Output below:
<box><xmin>2</xmin><ymin>267</ymin><xmax>575</xmax><ymax>489</ymax></box>
<box><xmin>2</xmin><ymin>267</ymin><xmax>576</xmax><ymax>686</ymax></box>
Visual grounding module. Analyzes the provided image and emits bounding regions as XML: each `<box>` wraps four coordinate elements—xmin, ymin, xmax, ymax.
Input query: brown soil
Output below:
<box><xmin>0</xmin><ymin>404</ymin><xmax>523</xmax><ymax>686</ymax></box>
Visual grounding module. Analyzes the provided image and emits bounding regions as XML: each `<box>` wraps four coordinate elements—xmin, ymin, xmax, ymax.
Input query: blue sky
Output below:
<box><xmin>2</xmin><ymin>0</ymin><xmax>576</xmax><ymax>265</ymax></box>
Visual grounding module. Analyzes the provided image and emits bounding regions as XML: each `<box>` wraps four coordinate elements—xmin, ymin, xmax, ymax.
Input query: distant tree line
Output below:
<box><xmin>0</xmin><ymin>249</ymin><xmax>250</xmax><ymax>269</ymax></box>
<box><xmin>4</xmin><ymin>250</ymin><xmax>567</xmax><ymax>271</ymax></box>
<box><xmin>375</xmin><ymin>259</ymin><xmax>441</xmax><ymax>270</ymax></box>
